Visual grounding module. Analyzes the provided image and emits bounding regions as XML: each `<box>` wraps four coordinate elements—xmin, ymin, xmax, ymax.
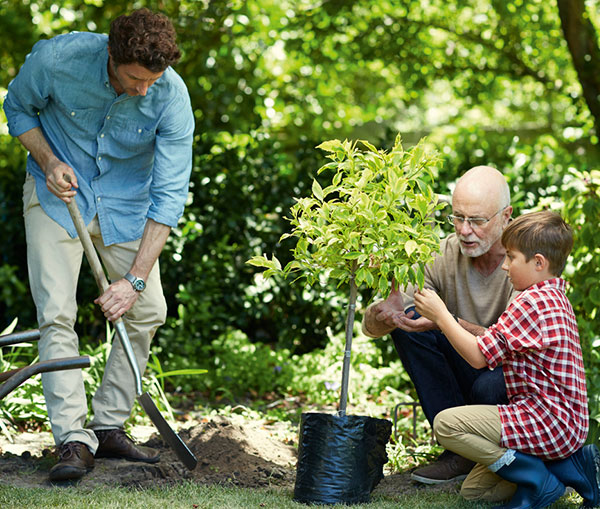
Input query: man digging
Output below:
<box><xmin>3</xmin><ymin>8</ymin><xmax>194</xmax><ymax>481</ymax></box>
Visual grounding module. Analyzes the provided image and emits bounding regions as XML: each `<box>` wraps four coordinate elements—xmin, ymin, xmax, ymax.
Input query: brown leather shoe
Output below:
<box><xmin>94</xmin><ymin>428</ymin><xmax>160</xmax><ymax>463</ymax></box>
<box><xmin>410</xmin><ymin>450</ymin><xmax>475</xmax><ymax>484</ymax></box>
<box><xmin>49</xmin><ymin>441</ymin><xmax>94</xmax><ymax>482</ymax></box>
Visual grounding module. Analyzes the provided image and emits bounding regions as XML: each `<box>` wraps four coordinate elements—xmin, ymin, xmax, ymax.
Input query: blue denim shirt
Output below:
<box><xmin>3</xmin><ymin>32</ymin><xmax>194</xmax><ymax>245</ymax></box>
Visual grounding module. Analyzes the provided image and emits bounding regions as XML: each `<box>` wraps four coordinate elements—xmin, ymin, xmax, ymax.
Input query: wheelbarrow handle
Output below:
<box><xmin>0</xmin><ymin>367</ymin><xmax>25</xmax><ymax>384</ymax></box>
<box><xmin>0</xmin><ymin>329</ymin><xmax>41</xmax><ymax>348</ymax></box>
<box><xmin>0</xmin><ymin>356</ymin><xmax>90</xmax><ymax>401</ymax></box>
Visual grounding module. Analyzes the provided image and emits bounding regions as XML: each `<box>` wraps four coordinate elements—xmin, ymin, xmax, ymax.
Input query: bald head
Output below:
<box><xmin>451</xmin><ymin>166</ymin><xmax>512</xmax><ymax>258</ymax></box>
<box><xmin>453</xmin><ymin>166</ymin><xmax>510</xmax><ymax>212</ymax></box>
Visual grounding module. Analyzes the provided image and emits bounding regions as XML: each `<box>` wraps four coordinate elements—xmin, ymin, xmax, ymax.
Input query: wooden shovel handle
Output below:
<box><xmin>63</xmin><ymin>177</ymin><xmax>110</xmax><ymax>294</ymax></box>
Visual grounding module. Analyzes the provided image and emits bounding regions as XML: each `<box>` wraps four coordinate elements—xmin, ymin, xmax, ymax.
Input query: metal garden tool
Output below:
<box><xmin>64</xmin><ymin>178</ymin><xmax>197</xmax><ymax>470</ymax></box>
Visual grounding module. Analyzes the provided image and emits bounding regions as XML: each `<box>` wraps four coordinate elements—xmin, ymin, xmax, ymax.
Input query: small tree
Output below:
<box><xmin>248</xmin><ymin>134</ymin><xmax>445</xmax><ymax>415</ymax></box>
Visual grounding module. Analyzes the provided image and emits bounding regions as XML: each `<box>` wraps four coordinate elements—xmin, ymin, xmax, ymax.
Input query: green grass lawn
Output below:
<box><xmin>0</xmin><ymin>483</ymin><xmax>586</xmax><ymax>509</ymax></box>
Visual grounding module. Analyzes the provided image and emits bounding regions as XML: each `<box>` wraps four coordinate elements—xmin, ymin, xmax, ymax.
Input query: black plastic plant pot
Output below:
<box><xmin>293</xmin><ymin>412</ymin><xmax>392</xmax><ymax>505</ymax></box>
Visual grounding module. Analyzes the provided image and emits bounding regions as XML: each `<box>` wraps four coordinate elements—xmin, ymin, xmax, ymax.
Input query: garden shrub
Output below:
<box><xmin>559</xmin><ymin>169</ymin><xmax>600</xmax><ymax>441</ymax></box>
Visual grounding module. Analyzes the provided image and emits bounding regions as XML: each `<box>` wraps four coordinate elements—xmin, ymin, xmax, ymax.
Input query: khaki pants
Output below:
<box><xmin>434</xmin><ymin>404</ymin><xmax>517</xmax><ymax>503</ymax></box>
<box><xmin>23</xmin><ymin>175</ymin><xmax>167</xmax><ymax>453</ymax></box>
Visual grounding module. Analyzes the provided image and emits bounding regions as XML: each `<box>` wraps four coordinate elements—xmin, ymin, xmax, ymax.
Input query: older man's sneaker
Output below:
<box><xmin>411</xmin><ymin>450</ymin><xmax>475</xmax><ymax>484</ymax></box>
<box><xmin>49</xmin><ymin>441</ymin><xmax>94</xmax><ymax>482</ymax></box>
<box><xmin>94</xmin><ymin>428</ymin><xmax>160</xmax><ymax>463</ymax></box>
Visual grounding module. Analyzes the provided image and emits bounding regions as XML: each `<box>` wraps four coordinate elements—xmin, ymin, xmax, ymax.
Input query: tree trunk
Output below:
<box><xmin>557</xmin><ymin>0</ymin><xmax>600</xmax><ymax>136</ymax></box>
<box><xmin>338</xmin><ymin>272</ymin><xmax>358</xmax><ymax>417</ymax></box>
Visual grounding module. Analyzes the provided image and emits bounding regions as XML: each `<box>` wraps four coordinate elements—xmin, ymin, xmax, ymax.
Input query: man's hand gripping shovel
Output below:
<box><xmin>64</xmin><ymin>175</ymin><xmax>197</xmax><ymax>470</ymax></box>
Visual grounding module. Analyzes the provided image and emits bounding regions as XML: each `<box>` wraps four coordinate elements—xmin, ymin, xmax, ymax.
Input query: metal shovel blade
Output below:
<box><xmin>138</xmin><ymin>392</ymin><xmax>197</xmax><ymax>470</ymax></box>
<box><xmin>113</xmin><ymin>321</ymin><xmax>197</xmax><ymax>471</ymax></box>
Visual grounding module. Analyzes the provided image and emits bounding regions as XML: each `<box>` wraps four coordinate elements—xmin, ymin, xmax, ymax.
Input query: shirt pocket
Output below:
<box><xmin>109</xmin><ymin>118</ymin><xmax>156</xmax><ymax>166</ymax></box>
<box><xmin>54</xmin><ymin>102</ymin><xmax>102</xmax><ymax>139</ymax></box>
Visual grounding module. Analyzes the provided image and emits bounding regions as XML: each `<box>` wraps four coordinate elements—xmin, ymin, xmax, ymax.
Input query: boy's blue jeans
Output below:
<box><xmin>390</xmin><ymin>309</ymin><xmax>507</xmax><ymax>426</ymax></box>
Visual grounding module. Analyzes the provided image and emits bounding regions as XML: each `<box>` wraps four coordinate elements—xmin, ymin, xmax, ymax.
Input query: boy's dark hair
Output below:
<box><xmin>501</xmin><ymin>210</ymin><xmax>573</xmax><ymax>276</ymax></box>
<box><xmin>108</xmin><ymin>8</ymin><xmax>181</xmax><ymax>72</ymax></box>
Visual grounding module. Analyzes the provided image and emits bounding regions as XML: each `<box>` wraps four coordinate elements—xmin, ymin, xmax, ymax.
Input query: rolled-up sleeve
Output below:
<box><xmin>147</xmin><ymin>90</ymin><xmax>194</xmax><ymax>227</ymax></box>
<box><xmin>477</xmin><ymin>297</ymin><xmax>542</xmax><ymax>368</ymax></box>
<box><xmin>4</xmin><ymin>39</ymin><xmax>53</xmax><ymax>137</ymax></box>
<box><xmin>477</xmin><ymin>327</ymin><xmax>507</xmax><ymax>369</ymax></box>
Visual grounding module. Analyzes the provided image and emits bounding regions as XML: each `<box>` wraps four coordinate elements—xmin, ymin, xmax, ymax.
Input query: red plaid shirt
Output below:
<box><xmin>477</xmin><ymin>278</ymin><xmax>588</xmax><ymax>460</ymax></box>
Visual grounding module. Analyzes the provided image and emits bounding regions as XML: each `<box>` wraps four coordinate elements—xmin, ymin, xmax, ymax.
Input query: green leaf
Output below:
<box><xmin>283</xmin><ymin>260</ymin><xmax>304</xmax><ymax>271</ymax></box>
<box><xmin>393</xmin><ymin>265</ymin><xmax>408</xmax><ymax>286</ymax></box>
<box><xmin>355</xmin><ymin>266</ymin><xmax>367</xmax><ymax>285</ymax></box>
<box><xmin>246</xmin><ymin>255</ymin><xmax>271</xmax><ymax>268</ymax></box>
<box><xmin>359</xmin><ymin>139</ymin><xmax>379</xmax><ymax>153</ymax></box>
<box><xmin>378</xmin><ymin>275</ymin><xmax>388</xmax><ymax>295</ymax></box>
<box><xmin>154</xmin><ymin>368</ymin><xmax>208</xmax><ymax>378</ymax></box>
<box><xmin>344</xmin><ymin>251</ymin><xmax>363</xmax><ymax>259</ymax></box>
<box><xmin>312</xmin><ymin>179</ymin><xmax>324</xmax><ymax>201</ymax></box>
<box><xmin>404</xmin><ymin>240</ymin><xmax>418</xmax><ymax>257</ymax></box>
<box><xmin>316</xmin><ymin>139</ymin><xmax>343</xmax><ymax>153</ymax></box>
<box><xmin>415</xmin><ymin>267</ymin><xmax>425</xmax><ymax>289</ymax></box>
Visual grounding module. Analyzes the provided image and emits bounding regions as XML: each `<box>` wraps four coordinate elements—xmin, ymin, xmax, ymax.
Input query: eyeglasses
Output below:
<box><xmin>447</xmin><ymin>206</ymin><xmax>507</xmax><ymax>230</ymax></box>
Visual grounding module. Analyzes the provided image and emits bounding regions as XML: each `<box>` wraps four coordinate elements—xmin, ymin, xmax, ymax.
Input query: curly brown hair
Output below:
<box><xmin>108</xmin><ymin>8</ymin><xmax>181</xmax><ymax>72</ymax></box>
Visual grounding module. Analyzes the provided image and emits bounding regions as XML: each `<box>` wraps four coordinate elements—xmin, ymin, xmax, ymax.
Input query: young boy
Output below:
<box><xmin>414</xmin><ymin>210</ymin><xmax>599</xmax><ymax>509</ymax></box>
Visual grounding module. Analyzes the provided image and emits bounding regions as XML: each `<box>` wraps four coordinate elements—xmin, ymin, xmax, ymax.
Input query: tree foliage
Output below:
<box><xmin>249</xmin><ymin>135</ymin><xmax>444</xmax><ymax>294</ymax></box>
<box><xmin>1</xmin><ymin>0</ymin><xmax>600</xmax><ymax>397</ymax></box>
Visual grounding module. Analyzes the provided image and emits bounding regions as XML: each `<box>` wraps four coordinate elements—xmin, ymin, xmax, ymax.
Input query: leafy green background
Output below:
<box><xmin>1</xmin><ymin>0</ymin><xmax>599</xmax><ymax>431</ymax></box>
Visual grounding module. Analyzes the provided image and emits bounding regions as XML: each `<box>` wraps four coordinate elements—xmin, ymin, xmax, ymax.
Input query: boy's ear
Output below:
<box><xmin>533</xmin><ymin>253</ymin><xmax>549</xmax><ymax>271</ymax></box>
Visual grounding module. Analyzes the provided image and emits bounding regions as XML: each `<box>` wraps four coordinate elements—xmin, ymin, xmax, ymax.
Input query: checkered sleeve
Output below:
<box><xmin>477</xmin><ymin>295</ymin><xmax>542</xmax><ymax>368</ymax></box>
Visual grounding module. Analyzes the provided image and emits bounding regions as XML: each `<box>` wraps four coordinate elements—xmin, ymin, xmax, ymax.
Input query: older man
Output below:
<box><xmin>362</xmin><ymin>166</ymin><xmax>516</xmax><ymax>484</ymax></box>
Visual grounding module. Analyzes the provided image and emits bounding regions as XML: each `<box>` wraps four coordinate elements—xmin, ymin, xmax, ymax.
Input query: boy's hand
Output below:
<box><xmin>395</xmin><ymin>310</ymin><xmax>436</xmax><ymax>332</ymax></box>
<box><xmin>414</xmin><ymin>288</ymin><xmax>448</xmax><ymax>323</ymax></box>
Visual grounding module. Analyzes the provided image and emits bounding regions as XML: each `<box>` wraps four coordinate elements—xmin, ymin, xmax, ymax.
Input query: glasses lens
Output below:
<box><xmin>469</xmin><ymin>218</ymin><xmax>488</xmax><ymax>228</ymax></box>
<box><xmin>449</xmin><ymin>215</ymin><xmax>464</xmax><ymax>225</ymax></box>
<box><xmin>449</xmin><ymin>215</ymin><xmax>488</xmax><ymax>229</ymax></box>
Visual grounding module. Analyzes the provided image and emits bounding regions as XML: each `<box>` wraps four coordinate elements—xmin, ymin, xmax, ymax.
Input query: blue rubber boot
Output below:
<box><xmin>545</xmin><ymin>445</ymin><xmax>600</xmax><ymax>508</ymax></box>
<box><xmin>491</xmin><ymin>450</ymin><xmax>565</xmax><ymax>509</ymax></box>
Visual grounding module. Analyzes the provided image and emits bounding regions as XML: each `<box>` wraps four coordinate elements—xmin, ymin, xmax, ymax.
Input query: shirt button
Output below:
<box><xmin>98</xmin><ymin>156</ymin><xmax>102</xmax><ymax>161</ymax></box>
<box><xmin>71</xmin><ymin>111</ymin><xmax>75</xmax><ymax>116</ymax></box>
<box><xmin>138</xmin><ymin>129</ymin><xmax>142</xmax><ymax>133</ymax></box>
<box><xmin>97</xmin><ymin>197</ymin><xmax>101</xmax><ymax>202</ymax></box>
<box><xmin>100</xmin><ymin>134</ymin><xmax>105</xmax><ymax>138</ymax></box>
<box><xmin>106</xmin><ymin>115</ymin><xmax>111</xmax><ymax>120</ymax></box>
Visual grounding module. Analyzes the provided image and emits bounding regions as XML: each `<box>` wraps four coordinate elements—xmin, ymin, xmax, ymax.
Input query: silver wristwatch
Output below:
<box><xmin>124</xmin><ymin>272</ymin><xmax>146</xmax><ymax>292</ymax></box>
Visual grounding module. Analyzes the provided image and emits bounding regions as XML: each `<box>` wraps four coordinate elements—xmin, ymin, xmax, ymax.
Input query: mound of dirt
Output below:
<box><xmin>0</xmin><ymin>414</ymin><xmax>461</xmax><ymax>499</ymax></box>
<box><xmin>0</xmin><ymin>415</ymin><xmax>297</xmax><ymax>489</ymax></box>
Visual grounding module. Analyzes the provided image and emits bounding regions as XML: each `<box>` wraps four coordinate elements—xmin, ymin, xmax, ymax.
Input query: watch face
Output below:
<box><xmin>133</xmin><ymin>279</ymin><xmax>146</xmax><ymax>291</ymax></box>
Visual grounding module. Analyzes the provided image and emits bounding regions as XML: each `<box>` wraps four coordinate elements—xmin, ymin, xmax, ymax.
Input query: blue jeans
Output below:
<box><xmin>391</xmin><ymin>312</ymin><xmax>507</xmax><ymax>426</ymax></box>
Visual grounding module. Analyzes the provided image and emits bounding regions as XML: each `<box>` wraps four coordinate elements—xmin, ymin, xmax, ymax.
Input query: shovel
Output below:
<box><xmin>64</xmin><ymin>180</ymin><xmax>197</xmax><ymax>470</ymax></box>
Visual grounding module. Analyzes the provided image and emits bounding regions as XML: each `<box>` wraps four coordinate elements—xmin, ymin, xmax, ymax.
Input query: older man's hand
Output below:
<box><xmin>371</xmin><ymin>286</ymin><xmax>405</xmax><ymax>326</ymax></box>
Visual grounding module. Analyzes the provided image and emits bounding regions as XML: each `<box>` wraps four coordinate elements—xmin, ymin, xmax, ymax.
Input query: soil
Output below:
<box><xmin>0</xmin><ymin>414</ymin><xmax>461</xmax><ymax>498</ymax></box>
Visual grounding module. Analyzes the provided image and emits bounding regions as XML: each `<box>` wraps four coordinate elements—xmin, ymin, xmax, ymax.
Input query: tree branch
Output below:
<box><xmin>557</xmin><ymin>0</ymin><xmax>600</xmax><ymax>134</ymax></box>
